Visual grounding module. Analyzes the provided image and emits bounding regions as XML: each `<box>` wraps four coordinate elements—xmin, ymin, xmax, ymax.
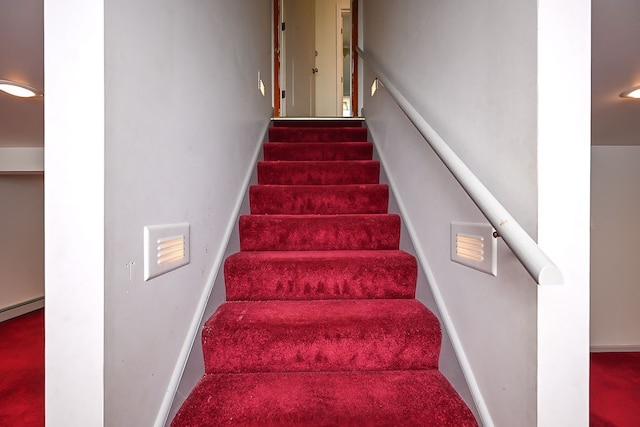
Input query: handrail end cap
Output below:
<box><xmin>538</xmin><ymin>265</ymin><xmax>564</xmax><ymax>285</ymax></box>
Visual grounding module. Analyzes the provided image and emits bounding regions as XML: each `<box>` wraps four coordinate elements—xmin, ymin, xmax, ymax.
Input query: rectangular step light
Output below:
<box><xmin>450</xmin><ymin>222</ymin><xmax>497</xmax><ymax>276</ymax></box>
<box><xmin>144</xmin><ymin>223</ymin><xmax>190</xmax><ymax>281</ymax></box>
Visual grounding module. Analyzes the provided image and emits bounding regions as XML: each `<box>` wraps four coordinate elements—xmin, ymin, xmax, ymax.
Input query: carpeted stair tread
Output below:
<box><xmin>272</xmin><ymin>119</ymin><xmax>363</xmax><ymax>128</ymax></box>
<box><xmin>258</xmin><ymin>160</ymin><xmax>380</xmax><ymax>185</ymax></box>
<box><xmin>250</xmin><ymin>184</ymin><xmax>388</xmax><ymax>214</ymax></box>
<box><xmin>203</xmin><ymin>299</ymin><xmax>441</xmax><ymax>374</ymax></box>
<box><xmin>239</xmin><ymin>214</ymin><xmax>400</xmax><ymax>251</ymax></box>
<box><xmin>172</xmin><ymin>119</ymin><xmax>477</xmax><ymax>426</ymax></box>
<box><xmin>264</xmin><ymin>142</ymin><xmax>373</xmax><ymax>161</ymax></box>
<box><xmin>171</xmin><ymin>370</ymin><xmax>477</xmax><ymax>427</ymax></box>
<box><xmin>269</xmin><ymin>126</ymin><xmax>367</xmax><ymax>142</ymax></box>
<box><xmin>224</xmin><ymin>250</ymin><xmax>417</xmax><ymax>300</ymax></box>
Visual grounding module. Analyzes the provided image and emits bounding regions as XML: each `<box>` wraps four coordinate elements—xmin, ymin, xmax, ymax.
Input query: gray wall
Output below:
<box><xmin>362</xmin><ymin>1</ymin><xmax>537</xmax><ymax>424</ymax></box>
<box><xmin>0</xmin><ymin>176</ymin><xmax>43</xmax><ymax>312</ymax></box>
<box><xmin>591</xmin><ymin>146</ymin><xmax>640</xmax><ymax>349</ymax></box>
<box><xmin>45</xmin><ymin>0</ymin><xmax>273</xmax><ymax>425</ymax></box>
<box><xmin>360</xmin><ymin>0</ymin><xmax>591</xmax><ymax>425</ymax></box>
<box><xmin>590</xmin><ymin>0</ymin><xmax>640</xmax><ymax>351</ymax></box>
<box><xmin>0</xmin><ymin>0</ymin><xmax>44</xmax><ymax>316</ymax></box>
<box><xmin>103</xmin><ymin>1</ymin><xmax>273</xmax><ymax>425</ymax></box>
<box><xmin>0</xmin><ymin>0</ymin><xmax>44</xmax><ymax>147</ymax></box>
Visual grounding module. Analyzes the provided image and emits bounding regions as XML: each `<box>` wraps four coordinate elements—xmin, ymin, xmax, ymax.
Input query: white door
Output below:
<box><xmin>282</xmin><ymin>0</ymin><xmax>316</xmax><ymax>117</ymax></box>
<box><xmin>314</xmin><ymin>0</ymin><xmax>338</xmax><ymax>116</ymax></box>
<box><xmin>313</xmin><ymin>0</ymin><xmax>351</xmax><ymax>116</ymax></box>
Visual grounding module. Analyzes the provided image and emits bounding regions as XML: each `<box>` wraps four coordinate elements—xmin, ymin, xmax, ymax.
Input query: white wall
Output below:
<box><xmin>361</xmin><ymin>0</ymin><xmax>590</xmax><ymax>425</ymax></box>
<box><xmin>45</xmin><ymin>0</ymin><xmax>105</xmax><ymax>425</ymax></box>
<box><xmin>591</xmin><ymin>146</ymin><xmax>640</xmax><ymax>348</ymax></box>
<box><xmin>103</xmin><ymin>1</ymin><xmax>272</xmax><ymax>426</ymax></box>
<box><xmin>536</xmin><ymin>2</ymin><xmax>590</xmax><ymax>425</ymax></box>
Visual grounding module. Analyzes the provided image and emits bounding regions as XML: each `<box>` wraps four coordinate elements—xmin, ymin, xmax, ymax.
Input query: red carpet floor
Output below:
<box><xmin>0</xmin><ymin>309</ymin><xmax>44</xmax><ymax>427</ymax></box>
<box><xmin>171</xmin><ymin>120</ymin><xmax>477</xmax><ymax>426</ymax></box>
<box><xmin>590</xmin><ymin>352</ymin><xmax>640</xmax><ymax>427</ymax></box>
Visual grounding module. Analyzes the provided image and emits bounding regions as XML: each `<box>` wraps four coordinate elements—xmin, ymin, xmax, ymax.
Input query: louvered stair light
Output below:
<box><xmin>0</xmin><ymin>79</ymin><xmax>43</xmax><ymax>98</ymax></box>
<box><xmin>144</xmin><ymin>223</ymin><xmax>190</xmax><ymax>281</ymax></box>
<box><xmin>450</xmin><ymin>222</ymin><xmax>497</xmax><ymax>276</ymax></box>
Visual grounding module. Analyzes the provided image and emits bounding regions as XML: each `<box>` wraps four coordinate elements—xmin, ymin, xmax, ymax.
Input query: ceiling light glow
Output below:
<box><xmin>0</xmin><ymin>79</ymin><xmax>43</xmax><ymax>98</ymax></box>
<box><xmin>619</xmin><ymin>85</ymin><xmax>640</xmax><ymax>99</ymax></box>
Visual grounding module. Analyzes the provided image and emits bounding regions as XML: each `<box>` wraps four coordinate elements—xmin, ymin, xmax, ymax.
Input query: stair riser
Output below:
<box><xmin>174</xmin><ymin>120</ymin><xmax>478</xmax><ymax>427</ymax></box>
<box><xmin>250</xmin><ymin>185</ymin><xmax>388</xmax><ymax>215</ymax></box>
<box><xmin>175</xmin><ymin>120</ymin><xmax>477</xmax><ymax>427</ymax></box>
<box><xmin>272</xmin><ymin>119</ymin><xmax>363</xmax><ymax>128</ymax></box>
<box><xmin>224</xmin><ymin>251</ymin><xmax>417</xmax><ymax>301</ymax></box>
<box><xmin>171</xmin><ymin>371</ymin><xmax>478</xmax><ymax>427</ymax></box>
<box><xmin>269</xmin><ymin>127</ymin><xmax>367</xmax><ymax>142</ymax></box>
<box><xmin>239</xmin><ymin>214</ymin><xmax>401</xmax><ymax>251</ymax></box>
<box><xmin>257</xmin><ymin>161</ymin><xmax>380</xmax><ymax>185</ymax></box>
<box><xmin>203</xmin><ymin>301</ymin><xmax>441</xmax><ymax>374</ymax></box>
<box><xmin>264</xmin><ymin>142</ymin><xmax>373</xmax><ymax>161</ymax></box>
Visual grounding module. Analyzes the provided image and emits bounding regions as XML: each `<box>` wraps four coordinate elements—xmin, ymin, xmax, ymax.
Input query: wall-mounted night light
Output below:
<box><xmin>619</xmin><ymin>85</ymin><xmax>640</xmax><ymax>99</ymax></box>
<box><xmin>0</xmin><ymin>79</ymin><xmax>43</xmax><ymax>98</ymax></box>
<box><xmin>258</xmin><ymin>71</ymin><xmax>266</xmax><ymax>97</ymax></box>
<box><xmin>370</xmin><ymin>78</ymin><xmax>379</xmax><ymax>96</ymax></box>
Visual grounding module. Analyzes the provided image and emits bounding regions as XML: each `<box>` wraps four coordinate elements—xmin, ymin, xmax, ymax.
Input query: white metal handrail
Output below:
<box><xmin>357</xmin><ymin>47</ymin><xmax>563</xmax><ymax>285</ymax></box>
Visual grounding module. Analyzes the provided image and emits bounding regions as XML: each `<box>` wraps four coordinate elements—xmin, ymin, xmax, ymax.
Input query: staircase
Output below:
<box><xmin>171</xmin><ymin>119</ymin><xmax>477</xmax><ymax>426</ymax></box>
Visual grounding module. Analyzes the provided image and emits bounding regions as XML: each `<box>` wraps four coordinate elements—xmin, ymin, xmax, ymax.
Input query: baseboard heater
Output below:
<box><xmin>0</xmin><ymin>296</ymin><xmax>45</xmax><ymax>322</ymax></box>
<box><xmin>591</xmin><ymin>345</ymin><xmax>640</xmax><ymax>353</ymax></box>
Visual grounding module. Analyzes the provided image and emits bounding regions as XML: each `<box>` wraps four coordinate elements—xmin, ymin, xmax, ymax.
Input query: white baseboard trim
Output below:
<box><xmin>153</xmin><ymin>119</ymin><xmax>271</xmax><ymax>427</ymax></box>
<box><xmin>366</xmin><ymin>122</ymin><xmax>493</xmax><ymax>427</ymax></box>
<box><xmin>591</xmin><ymin>345</ymin><xmax>640</xmax><ymax>352</ymax></box>
<box><xmin>0</xmin><ymin>297</ymin><xmax>45</xmax><ymax>323</ymax></box>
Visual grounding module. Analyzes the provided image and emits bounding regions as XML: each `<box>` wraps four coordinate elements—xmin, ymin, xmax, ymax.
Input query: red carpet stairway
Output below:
<box><xmin>172</xmin><ymin>119</ymin><xmax>477</xmax><ymax>426</ymax></box>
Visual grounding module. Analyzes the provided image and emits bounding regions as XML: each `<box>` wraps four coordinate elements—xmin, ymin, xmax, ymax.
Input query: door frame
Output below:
<box><xmin>273</xmin><ymin>0</ymin><xmax>359</xmax><ymax>117</ymax></box>
<box><xmin>273</xmin><ymin>0</ymin><xmax>281</xmax><ymax>116</ymax></box>
<box><xmin>350</xmin><ymin>0</ymin><xmax>358</xmax><ymax>117</ymax></box>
